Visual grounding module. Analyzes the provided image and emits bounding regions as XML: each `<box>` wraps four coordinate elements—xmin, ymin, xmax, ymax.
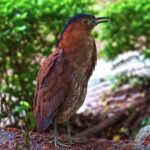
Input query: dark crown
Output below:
<box><xmin>56</xmin><ymin>14</ymin><xmax>95</xmax><ymax>47</ymax></box>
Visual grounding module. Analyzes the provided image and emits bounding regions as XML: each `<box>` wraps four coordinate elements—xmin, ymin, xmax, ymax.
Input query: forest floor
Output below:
<box><xmin>0</xmin><ymin>127</ymin><xmax>149</xmax><ymax>150</ymax></box>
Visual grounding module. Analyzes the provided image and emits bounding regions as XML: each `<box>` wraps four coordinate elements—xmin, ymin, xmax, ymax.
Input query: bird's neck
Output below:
<box><xmin>59</xmin><ymin>27</ymin><xmax>92</xmax><ymax>53</ymax></box>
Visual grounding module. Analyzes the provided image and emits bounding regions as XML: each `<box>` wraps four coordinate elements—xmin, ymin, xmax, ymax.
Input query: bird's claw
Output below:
<box><xmin>54</xmin><ymin>138</ymin><xmax>73</xmax><ymax>148</ymax></box>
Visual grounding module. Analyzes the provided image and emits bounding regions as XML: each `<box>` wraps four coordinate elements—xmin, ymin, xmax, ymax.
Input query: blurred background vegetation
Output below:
<box><xmin>100</xmin><ymin>0</ymin><xmax>150</xmax><ymax>59</ymax></box>
<box><xmin>0</xmin><ymin>0</ymin><xmax>150</xmax><ymax>139</ymax></box>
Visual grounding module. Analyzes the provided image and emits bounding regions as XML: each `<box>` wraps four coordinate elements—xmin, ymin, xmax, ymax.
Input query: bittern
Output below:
<box><xmin>34</xmin><ymin>14</ymin><xmax>109</xmax><ymax>147</ymax></box>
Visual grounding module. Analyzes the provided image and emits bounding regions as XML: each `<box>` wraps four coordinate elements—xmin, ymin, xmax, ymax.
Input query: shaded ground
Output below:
<box><xmin>0</xmin><ymin>128</ymin><xmax>142</xmax><ymax>150</ymax></box>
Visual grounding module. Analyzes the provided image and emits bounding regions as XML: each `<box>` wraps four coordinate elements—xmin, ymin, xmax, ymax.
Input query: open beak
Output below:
<box><xmin>93</xmin><ymin>17</ymin><xmax>110</xmax><ymax>25</ymax></box>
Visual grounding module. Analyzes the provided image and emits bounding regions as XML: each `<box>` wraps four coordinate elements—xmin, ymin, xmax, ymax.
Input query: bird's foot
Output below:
<box><xmin>54</xmin><ymin>138</ymin><xmax>73</xmax><ymax>148</ymax></box>
<box><xmin>62</xmin><ymin>138</ymin><xmax>74</xmax><ymax>145</ymax></box>
<box><xmin>53</xmin><ymin>137</ymin><xmax>86</xmax><ymax>148</ymax></box>
<box><xmin>62</xmin><ymin>137</ymin><xmax>86</xmax><ymax>144</ymax></box>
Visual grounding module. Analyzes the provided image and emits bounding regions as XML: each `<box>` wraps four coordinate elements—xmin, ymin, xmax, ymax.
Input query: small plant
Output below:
<box><xmin>109</xmin><ymin>74</ymin><xmax>150</xmax><ymax>90</ymax></box>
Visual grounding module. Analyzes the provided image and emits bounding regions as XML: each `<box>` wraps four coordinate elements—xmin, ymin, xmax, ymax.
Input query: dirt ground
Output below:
<box><xmin>0</xmin><ymin>127</ymin><xmax>149</xmax><ymax>150</ymax></box>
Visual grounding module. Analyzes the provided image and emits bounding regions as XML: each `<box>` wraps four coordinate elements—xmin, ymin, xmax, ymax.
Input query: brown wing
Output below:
<box><xmin>34</xmin><ymin>48</ymin><xmax>68</xmax><ymax>132</ymax></box>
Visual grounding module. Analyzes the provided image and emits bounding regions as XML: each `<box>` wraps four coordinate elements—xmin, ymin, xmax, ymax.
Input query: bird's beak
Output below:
<box><xmin>93</xmin><ymin>17</ymin><xmax>110</xmax><ymax>25</ymax></box>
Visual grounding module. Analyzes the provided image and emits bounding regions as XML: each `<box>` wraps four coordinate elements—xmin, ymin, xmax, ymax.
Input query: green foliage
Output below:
<box><xmin>15</xmin><ymin>101</ymin><xmax>31</xmax><ymax>113</ymax></box>
<box><xmin>143</xmin><ymin>49</ymin><xmax>150</xmax><ymax>59</ymax></box>
<box><xmin>109</xmin><ymin>74</ymin><xmax>150</xmax><ymax>90</ymax></box>
<box><xmin>141</xmin><ymin>117</ymin><xmax>150</xmax><ymax>127</ymax></box>
<box><xmin>100</xmin><ymin>0</ymin><xmax>150</xmax><ymax>59</ymax></box>
<box><xmin>0</xmin><ymin>0</ymin><xmax>96</xmax><ymax>127</ymax></box>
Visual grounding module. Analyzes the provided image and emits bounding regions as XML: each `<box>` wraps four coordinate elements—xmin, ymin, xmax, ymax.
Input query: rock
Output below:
<box><xmin>135</xmin><ymin>125</ymin><xmax>150</xmax><ymax>150</ymax></box>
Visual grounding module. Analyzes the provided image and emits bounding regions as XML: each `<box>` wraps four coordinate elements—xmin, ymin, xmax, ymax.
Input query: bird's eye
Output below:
<box><xmin>82</xmin><ymin>19</ymin><xmax>89</xmax><ymax>25</ymax></box>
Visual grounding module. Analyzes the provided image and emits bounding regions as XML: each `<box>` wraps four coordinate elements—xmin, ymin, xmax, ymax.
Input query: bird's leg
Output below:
<box><xmin>53</xmin><ymin>118</ymin><xmax>71</xmax><ymax>147</ymax></box>
<box><xmin>63</xmin><ymin>121</ymin><xmax>86</xmax><ymax>144</ymax></box>
<box><xmin>66</xmin><ymin>121</ymin><xmax>87</xmax><ymax>143</ymax></box>
<box><xmin>66</xmin><ymin>120</ymin><xmax>73</xmax><ymax>144</ymax></box>
<box><xmin>54</xmin><ymin>118</ymin><xmax>59</xmax><ymax>147</ymax></box>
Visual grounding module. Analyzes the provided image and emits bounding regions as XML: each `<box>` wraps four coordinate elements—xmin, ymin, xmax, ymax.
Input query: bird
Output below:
<box><xmin>33</xmin><ymin>14</ymin><xmax>109</xmax><ymax>147</ymax></box>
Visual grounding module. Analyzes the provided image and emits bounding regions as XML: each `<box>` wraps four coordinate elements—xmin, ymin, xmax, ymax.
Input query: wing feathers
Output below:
<box><xmin>34</xmin><ymin>49</ymin><xmax>67</xmax><ymax>132</ymax></box>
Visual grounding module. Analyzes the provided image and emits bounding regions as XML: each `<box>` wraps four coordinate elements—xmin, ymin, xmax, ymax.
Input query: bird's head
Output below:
<box><xmin>56</xmin><ymin>14</ymin><xmax>109</xmax><ymax>47</ymax></box>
